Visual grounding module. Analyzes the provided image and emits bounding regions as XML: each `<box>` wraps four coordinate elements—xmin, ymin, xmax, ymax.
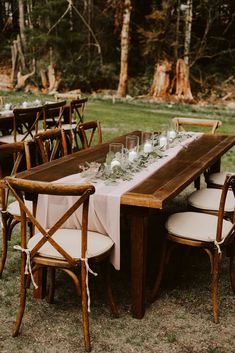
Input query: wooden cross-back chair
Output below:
<box><xmin>70</xmin><ymin>97</ymin><xmax>88</xmax><ymax>125</ymax></box>
<box><xmin>172</xmin><ymin>117</ymin><xmax>222</xmax><ymax>134</ymax></box>
<box><xmin>0</xmin><ymin>141</ymin><xmax>33</xmax><ymax>276</ymax></box>
<box><xmin>151</xmin><ymin>174</ymin><xmax>235</xmax><ymax>323</ymax></box>
<box><xmin>76</xmin><ymin>120</ymin><xmax>102</xmax><ymax>150</ymax></box>
<box><xmin>42</xmin><ymin>100</ymin><xmax>66</xmax><ymax>130</ymax></box>
<box><xmin>5</xmin><ymin>177</ymin><xmax>118</xmax><ymax>351</ymax></box>
<box><xmin>34</xmin><ymin>128</ymin><xmax>69</xmax><ymax>164</ymax></box>
<box><xmin>206</xmin><ymin>171</ymin><xmax>235</xmax><ymax>189</ymax></box>
<box><xmin>0</xmin><ymin>106</ymin><xmax>43</xmax><ymax>144</ymax></box>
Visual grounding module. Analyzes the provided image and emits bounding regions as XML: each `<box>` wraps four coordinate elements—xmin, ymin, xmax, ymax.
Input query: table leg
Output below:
<box><xmin>130</xmin><ymin>206</ymin><xmax>149</xmax><ymax>319</ymax></box>
<box><xmin>33</xmin><ymin>267</ymin><xmax>47</xmax><ymax>299</ymax></box>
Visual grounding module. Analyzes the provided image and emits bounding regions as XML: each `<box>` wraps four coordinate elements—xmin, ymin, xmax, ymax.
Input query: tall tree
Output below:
<box><xmin>116</xmin><ymin>0</ymin><xmax>132</xmax><ymax>97</ymax></box>
<box><xmin>183</xmin><ymin>0</ymin><xmax>193</xmax><ymax>65</ymax></box>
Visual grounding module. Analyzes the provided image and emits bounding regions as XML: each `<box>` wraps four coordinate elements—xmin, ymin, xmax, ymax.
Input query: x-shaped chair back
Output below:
<box><xmin>172</xmin><ymin>117</ymin><xmax>222</xmax><ymax>134</ymax></box>
<box><xmin>13</xmin><ymin>106</ymin><xmax>43</xmax><ymax>142</ymax></box>
<box><xmin>70</xmin><ymin>98</ymin><xmax>88</xmax><ymax>125</ymax></box>
<box><xmin>35</xmin><ymin>128</ymin><xmax>68</xmax><ymax>163</ymax></box>
<box><xmin>76</xmin><ymin>120</ymin><xmax>102</xmax><ymax>149</ymax></box>
<box><xmin>5</xmin><ymin>177</ymin><xmax>95</xmax><ymax>266</ymax></box>
<box><xmin>43</xmin><ymin>100</ymin><xmax>66</xmax><ymax>130</ymax></box>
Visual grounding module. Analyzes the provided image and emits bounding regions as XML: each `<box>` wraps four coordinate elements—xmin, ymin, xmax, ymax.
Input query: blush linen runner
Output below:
<box><xmin>36</xmin><ymin>134</ymin><xmax>201</xmax><ymax>270</ymax></box>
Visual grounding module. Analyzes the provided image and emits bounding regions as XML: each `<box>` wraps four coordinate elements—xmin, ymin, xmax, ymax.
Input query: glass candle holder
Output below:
<box><xmin>159</xmin><ymin>133</ymin><xmax>168</xmax><ymax>150</ymax></box>
<box><xmin>108</xmin><ymin>143</ymin><xmax>124</xmax><ymax>169</ymax></box>
<box><xmin>126</xmin><ymin>135</ymin><xmax>139</xmax><ymax>162</ymax></box>
<box><xmin>142</xmin><ymin>131</ymin><xmax>153</xmax><ymax>153</ymax></box>
<box><xmin>4</xmin><ymin>103</ymin><xmax>12</xmax><ymax>111</ymax></box>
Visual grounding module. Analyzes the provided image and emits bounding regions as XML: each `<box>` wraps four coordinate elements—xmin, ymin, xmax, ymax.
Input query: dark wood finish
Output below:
<box><xmin>76</xmin><ymin>120</ymin><xmax>102</xmax><ymax>150</ymax></box>
<box><xmin>34</xmin><ymin>128</ymin><xmax>68</xmax><ymax>163</ymax></box>
<box><xmin>70</xmin><ymin>97</ymin><xmax>88</xmax><ymax>124</ymax></box>
<box><xmin>0</xmin><ymin>107</ymin><xmax>43</xmax><ymax>143</ymax></box>
<box><xmin>0</xmin><ymin>141</ymin><xmax>32</xmax><ymax>276</ymax></box>
<box><xmin>42</xmin><ymin>100</ymin><xmax>66</xmax><ymax>130</ymax></box>
<box><xmin>5</xmin><ymin>177</ymin><xmax>118</xmax><ymax>351</ymax></box>
<box><xmin>151</xmin><ymin>174</ymin><xmax>235</xmax><ymax>323</ymax></box>
<box><xmin>14</xmin><ymin>132</ymin><xmax>235</xmax><ymax>318</ymax></box>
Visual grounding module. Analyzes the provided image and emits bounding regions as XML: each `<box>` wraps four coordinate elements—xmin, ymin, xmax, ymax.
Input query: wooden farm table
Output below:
<box><xmin>15</xmin><ymin>132</ymin><xmax>235</xmax><ymax>319</ymax></box>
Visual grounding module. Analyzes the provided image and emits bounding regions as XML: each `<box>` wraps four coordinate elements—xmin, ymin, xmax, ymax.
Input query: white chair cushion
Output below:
<box><xmin>61</xmin><ymin>123</ymin><xmax>77</xmax><ymax>131</ymax></box>
<box><xmin>165</xmin><ymin>212</ymin><xmax>233</xmax><ymax>242</ymax></box>
<box><xmin>0</xmin><ymin>134</ymin><xmax>25</xmax><ymax>143</ymax></box>
<box><xmin>188</xmin><ymin>188</ymin><xmax>234</xmax><ymax>212</ymax></box>
<box><xmin>208</xmin><ymin>171</ymin><xmax>234</xmax><ymax>186</ymax></box>
<box><xmin>7</xmin><ymin>199</ymin><xmax>33</xmax><ymax>216</ymax></box>
<box><xmin>27</xmin><ymin>229</ymin><xmax>114</xmax><ymax>260</ymax></box>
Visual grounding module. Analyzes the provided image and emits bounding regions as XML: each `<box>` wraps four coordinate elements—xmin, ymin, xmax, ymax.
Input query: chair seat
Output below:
<box><xmin>0</xmin><ymin>134</ymin><xmax>25</xmax><ymax>143</ymax></box>
<box><xmin>208</xmin><ymin>171</ymin><xmax>234</xmax><ymax>187</ymax></box>
<box><xmin>188</xmin><ymin>188</ymin><xmax>234</xmax><ymax>212</ymax></box>
<box><xmin>7</xmin><ymin>199</ymin><xmax>33</xmax><ymax>216</ymax></box>
<box><xmin>27</xmin><ymin>229</ymin><xmax>114</xmax><ymax>260</ymax></box>
<box><xmin>165</xmin><ymin>212</ymin><xmax>233</xmax><ymax>242</ymax></box>
<box><xmin>0</xmin><ymin>129</ymin><xmax>45</xmax><ymax>143</ymax></box>
<box><xmin>60</xmin><ymin>122</ymin><xmax>77</xmax><ymax>131</ymax></box>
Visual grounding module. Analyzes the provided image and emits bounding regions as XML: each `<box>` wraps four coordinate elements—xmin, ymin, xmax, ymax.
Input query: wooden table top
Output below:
<box><xmin>15</xmin><ymin>131</ymin><xmax>235</xmax><ymax>209</ymax></box>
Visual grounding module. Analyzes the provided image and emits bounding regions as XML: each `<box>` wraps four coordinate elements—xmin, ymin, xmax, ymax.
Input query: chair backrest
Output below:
<box><xmin>216</xmin><ymin>174</ymin><xmax>235</xmax><ymax>243</ymax></box>
<box><xmin>4</xmin><ymin>177</ymin><xmax>95</xmax><ymax>263</ymax></box>
<box><xmin>0</xmin><ymin>141</ymin><xmax>31</xmax><ymax>209</ymax></box>
<box><xmin>34</xmin><ymin>128</ymin><xmax>68</xmax><ymax>163</ymax></box>
<box><xmin>13</xmin><ymin>106</ymin><xmax>43</xmax><ymax>142</ymax></box>
<box><xmin>42</xmin><ymin>100</ymin><xmax>66</xmax><ymax>129</ymax></box>
<box><xmin>76</xmin><ymin>120</ymin><xmax>102</xmax><ymax>149</ymax></box>
<box><xmin>70</xmin><ymin>97</ymin><xmax>88</xmax><ymax>124</ymax></box>
<box><xmin>172</xmin><ymin>117</ymin><xmax>222</xmax><ymax>134</ymax></box>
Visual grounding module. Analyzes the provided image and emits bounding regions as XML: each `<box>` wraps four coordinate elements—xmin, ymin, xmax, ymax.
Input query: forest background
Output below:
<box><xmin>0</xmin><ymin>0</ymin><xmax>235</xmax><ymax>104</ymax></box>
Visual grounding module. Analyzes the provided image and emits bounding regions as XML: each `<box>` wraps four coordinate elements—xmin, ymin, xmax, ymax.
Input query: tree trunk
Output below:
<box><xmin>175</xmin><ymin>58</ymin><xmax>193</xmax><ymax>101</ymax></box>
<box><xmin>149</xmin><ymin>59</ymin><xmax>172</xmax><ymax>98</ymax></box>
<box><xmin>184</xmin><ymin>0</ymin><xmax>193</xmax><ymax>65</ymax></box>
<box><xmin>19</xmin><ymin>0</ymin><xmax>26</xmax><ymax>49</ymax></box>
<box><xmin>116</xmin><ymin>0</ymin><xmax>132</xmax><ymax>98</ymax></box>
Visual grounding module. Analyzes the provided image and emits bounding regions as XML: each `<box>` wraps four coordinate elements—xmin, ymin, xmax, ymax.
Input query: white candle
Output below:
<box><xmin>111</xmin><ymin>159</ymin><xmax>121</xmax><ymax>170</ymax></box>
<box><xmin>128</xmin><ymin>150</ymin><xmax>138</xmax><ymax>162</ymax></box>
<box><xmin>168</xmin><ymin>130</ymin><xmax>176</xmax><ymax>140</ymax></box>
<box><xmin>4</xmin><ymin>104</ymin><xmax>11</xmax><ymax>110</ymax></box>
<box><xmin>144</xmin><ymin>142</ymin><xmax>152</xmax><ymax>153</ymax></box>
<box><xmin>22</xmin><ymin>101</ymin><xmax>28</xmax><ymax>108</ymax></box>
<box><xmin>159</xmin><ymin>136</ymin><xmax>168</xmax><ymax>148</ymax></box>
<box><xmin>34</xmin><ymin>99</ymin><xmax>41</xmax><ymax>106</ymax></box>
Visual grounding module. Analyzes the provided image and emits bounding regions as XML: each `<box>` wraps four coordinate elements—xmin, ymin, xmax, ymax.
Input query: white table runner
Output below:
<box><xmin>36</xmin><ymin>133</ymin><xmax>201</xmax><ymax>270</ymax></box>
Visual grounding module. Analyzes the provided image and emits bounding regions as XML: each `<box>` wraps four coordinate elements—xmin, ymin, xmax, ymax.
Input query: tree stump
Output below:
<box><xmin>149</xmin><ymin>59</ymin><xmax>172</xmax><ymax>98</ymax></box>
<box><xmin>175</xmin><ymin>58</ymin><xmax>193</xmax><ymax>101</ymax></box>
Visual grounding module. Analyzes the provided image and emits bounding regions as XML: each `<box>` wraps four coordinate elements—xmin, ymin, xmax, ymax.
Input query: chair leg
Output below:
<box><xmin>12</xmin><ymin>276</ymin><xmax>27</xmax><ymax>337</ymax></box>
<box><xmin>211</xmin><ymin>251</ymin><xmax>221</xmax><ymax>323</ymax></box>
<box><xmin>81</xmin><ymin>261</ymin><xmax>91</xmax><ymax>352</ymax></box>
<box><xmin>229</xmin><ymin>242</ymin><xmax>235</xmax><ymax>295</ymax></box>
<box><xmin>0</xmin><ymin>211</ymin><xmax>9</xmax><ymax>277</ymax></box>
